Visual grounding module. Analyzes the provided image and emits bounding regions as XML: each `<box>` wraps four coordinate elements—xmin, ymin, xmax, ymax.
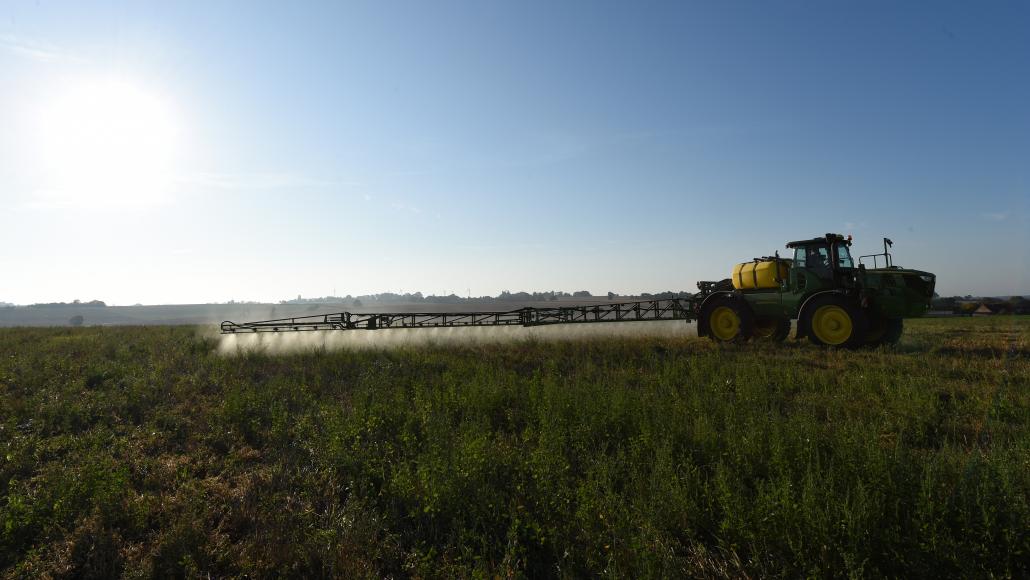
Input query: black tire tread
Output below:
<box><xmin>800</xmin><ymin>294</ymin><xmax>867</xmax><ymax>349</ymax></box>
<box><xmin>699</xmin><ymin>294</ymin><xmax>755</xmax><ymax>343</ymax></box>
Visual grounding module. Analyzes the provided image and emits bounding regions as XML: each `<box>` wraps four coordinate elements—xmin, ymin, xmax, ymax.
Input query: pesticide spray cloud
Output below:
<box><xmin>215</xmin><ymin>321</ymin><xmax>698</xmax><ymax>355</ymax></box>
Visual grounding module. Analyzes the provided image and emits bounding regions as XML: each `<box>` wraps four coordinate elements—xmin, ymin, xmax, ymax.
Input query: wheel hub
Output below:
<box><xmin>812</xmin><ymin>305</ymin><xmax>852</xmax><ymax>345</ymax></box>
<box><xmin>710</xmin><ymin>306</ymin><xmax>740</xmax><ymax>340</ymax></box>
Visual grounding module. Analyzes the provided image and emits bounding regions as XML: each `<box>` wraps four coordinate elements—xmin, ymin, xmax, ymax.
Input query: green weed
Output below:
<box><xmin>0</xmin><ymin>318</ymin><xmax>1027</xmax><ymax>577</ymax></box>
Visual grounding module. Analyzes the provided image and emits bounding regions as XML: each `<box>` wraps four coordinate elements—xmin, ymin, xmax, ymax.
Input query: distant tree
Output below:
<box><xmin>69</xmin><ymin>315</ymin><xmax>84</xmax><ymax>327</ymax></box>
<box><xmin>353</xmin><ymin>299</ymin><xmax>363</xmax><ymax>309</ymax></box>
<box><xmin>1011</xmin><ymin>296</ymin><xmax>1030</xmax><ymax>315</ymax></box>
<box><xmin>607</xmin><ymin>292</ymin><xmax>616</xmax><ymax>300</ymax></box>
<box><xmin>572</xmin><ymin>291</ymin><xmax>592</xmax><ymax>298</ymax></box>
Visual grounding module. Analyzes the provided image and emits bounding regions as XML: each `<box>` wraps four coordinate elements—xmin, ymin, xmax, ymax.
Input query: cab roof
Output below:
<box><xmin>785</xmin><ymin>233</ymin><xmax>848</xmax><ymax>249</ymax></box>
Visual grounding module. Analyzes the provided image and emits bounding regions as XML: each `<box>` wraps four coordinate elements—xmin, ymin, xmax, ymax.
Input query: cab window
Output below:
<box><xmin>836</xmin><ymin>244</ymin><xmax>854</xmax><ymax>268</ymax></box>
<box><xmin>793</xmin><ymin>247</ymin><xmax>805</xmax><ymax>267</ymax></box>
<box><xmin>794</xmin><ymin>245</ymin><xmax>830</xmax><ymax>269</ymax></box>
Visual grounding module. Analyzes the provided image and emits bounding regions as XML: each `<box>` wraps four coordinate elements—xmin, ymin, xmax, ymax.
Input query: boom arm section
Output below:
<box><xmin>220</xmin><ymin>298</ymin><xmax>697</xmax><ymax>334</ymax></box>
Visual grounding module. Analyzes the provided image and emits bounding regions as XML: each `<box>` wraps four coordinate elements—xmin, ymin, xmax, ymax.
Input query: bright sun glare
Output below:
<box><xmin>35</xmin><ymin>79</ymin><xmax>178</xmax><ymax>207</ymax></box>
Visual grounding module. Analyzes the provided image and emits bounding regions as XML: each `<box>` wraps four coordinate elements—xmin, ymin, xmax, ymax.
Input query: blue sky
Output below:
<box><xmin>1</xmin><ymin>1</ymin><xmax>1027</xmax><ymax>304</ymax></box>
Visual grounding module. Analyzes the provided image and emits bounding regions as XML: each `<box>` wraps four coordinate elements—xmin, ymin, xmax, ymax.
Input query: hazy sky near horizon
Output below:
<box><xmin>1</xmin><ymin>1</ymin><xmax>1027</xmax><ymax>305</ymax></box>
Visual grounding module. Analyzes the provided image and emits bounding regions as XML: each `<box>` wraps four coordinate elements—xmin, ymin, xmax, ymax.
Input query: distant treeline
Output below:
<box><xmin>27</xmin><ymin>300</ymin><xmax>107</xmax><ymax>308</ymax></box>
<box><xmin>933</xmin><ymin>295</ymin><xmax>1030</xmax><ymax>314</ymax></box>
<box><xmin>278</xmin><ymin>292</ymin><xmax>1025</xmax><ymax>311</ymax></box>
<box><xmin>7</xmin><ymin>296</ymin><xmax>1026</xmax><ymax>312</ymax></box>
<box><xmin>279</xmin><ymin>290</ymin><xmax>695</xmax><ymax>306</ymax></box>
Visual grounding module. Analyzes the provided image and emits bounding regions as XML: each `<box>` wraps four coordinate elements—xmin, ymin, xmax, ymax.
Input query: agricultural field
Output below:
<box><xmin>1</xmin><ymin>317</ymin><xmax>1027</xmax><ymax>578</ymax></box>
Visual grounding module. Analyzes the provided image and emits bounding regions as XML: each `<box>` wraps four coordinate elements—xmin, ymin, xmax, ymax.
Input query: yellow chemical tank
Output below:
<box><xmin>732</xmin><ymin>259</ymin><xmax>790</xmax><ymax>290</ymax></box>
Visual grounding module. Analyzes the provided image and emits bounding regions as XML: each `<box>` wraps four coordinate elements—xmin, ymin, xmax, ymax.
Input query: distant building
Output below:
<box><xmin>972</xmin><ymin>303</ymin><xmax>1008</xmax><ymax>316</ymax></box>
<box><xmin>972</xmin><ymin>304</ymin><xmax>993</xmax><ymax>316</ymax></box>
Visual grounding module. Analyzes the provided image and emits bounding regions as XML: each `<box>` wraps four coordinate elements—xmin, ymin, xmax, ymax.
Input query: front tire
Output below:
<box><xmin>699</xmin><ymin>295</ymin><xmax>755</xmax><ymax>343</ymax></box>
<box><xmin>754</xmin><ymin>317</ymin><xmax>791</xmax><ymax>342</ymax></box>
<box><xmin>801</xmin><ymin>295</ymin><xmax>867</xmax><ymax>349</ymax></box>
<box><xmin>866</xmin><ymin>316</ymin><xmax>903</xmax><ymax>346</ymax></box>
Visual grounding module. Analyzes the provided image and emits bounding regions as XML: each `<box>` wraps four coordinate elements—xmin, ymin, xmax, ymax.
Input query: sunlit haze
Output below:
<box><xmin>1</xmin><ymin>1</ymin><xmax>1027</xmax><ymax>305</ymax></box>
<box><xmin>33</xmin><ymin>78</ymin><xmax>178</xmax><ymax>207</ymax></box>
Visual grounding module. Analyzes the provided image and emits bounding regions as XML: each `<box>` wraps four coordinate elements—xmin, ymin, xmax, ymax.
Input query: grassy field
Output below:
<box><xmin>1</xmin><ymin>318</ymin><xmax>1027</xmax><ymax>578</ymax></box>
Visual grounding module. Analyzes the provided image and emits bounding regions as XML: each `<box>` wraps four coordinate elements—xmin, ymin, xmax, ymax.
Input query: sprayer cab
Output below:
<box><xmin>786</xmin><ymin>233</ymin><xmax>853</xmax><ymax>272</ymax></box>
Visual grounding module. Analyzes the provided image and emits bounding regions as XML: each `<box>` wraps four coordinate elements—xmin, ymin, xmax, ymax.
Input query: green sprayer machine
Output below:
<box><xmin>221</xmin><ymin>234</ymin><xmax>936</xmax><ymax>348</ymax></box>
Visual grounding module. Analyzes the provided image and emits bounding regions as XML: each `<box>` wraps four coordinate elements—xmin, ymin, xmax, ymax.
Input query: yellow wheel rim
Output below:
<box><xmin>812</xmin><ymin>305</ymin><xmax>853</xmax><ymax>345</ymax></box>
<box><xmin>710</xmin><ymin>306</ymin><xmax>741</xmax><ymax>341</ymax></box>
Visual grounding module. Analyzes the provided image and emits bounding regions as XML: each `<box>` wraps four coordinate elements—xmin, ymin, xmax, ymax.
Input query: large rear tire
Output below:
<box><xmin>866</xmin><ymin>316</ymin><xmax>903</xmax><ymax>347</ymax></box>
<box><xmin>699</xmin><ymin>295</ymin><xmax>755</xmax><ymax>343</ymax></box>
<box><xmin>800</xmin><ymin>295</ymin><xmax>867</xmax><ymax>349</ymax></box>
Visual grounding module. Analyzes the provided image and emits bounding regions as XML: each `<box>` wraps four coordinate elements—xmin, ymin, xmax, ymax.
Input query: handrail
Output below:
<box><xmin>858</xmin><ymin>237</ymin><xmax>894</xmax><ymax>269</ymax></box>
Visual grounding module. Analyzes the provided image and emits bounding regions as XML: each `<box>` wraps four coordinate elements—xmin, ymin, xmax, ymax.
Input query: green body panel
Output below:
<box><xmin>732</xmin><ymin>260</ymin><xmax>934</xmax><ymax>323</ymax></box>
<box><xmin>858</xmin><ymin>268</ymin><xmax>935</xmax><ymax>318</ymax></box>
